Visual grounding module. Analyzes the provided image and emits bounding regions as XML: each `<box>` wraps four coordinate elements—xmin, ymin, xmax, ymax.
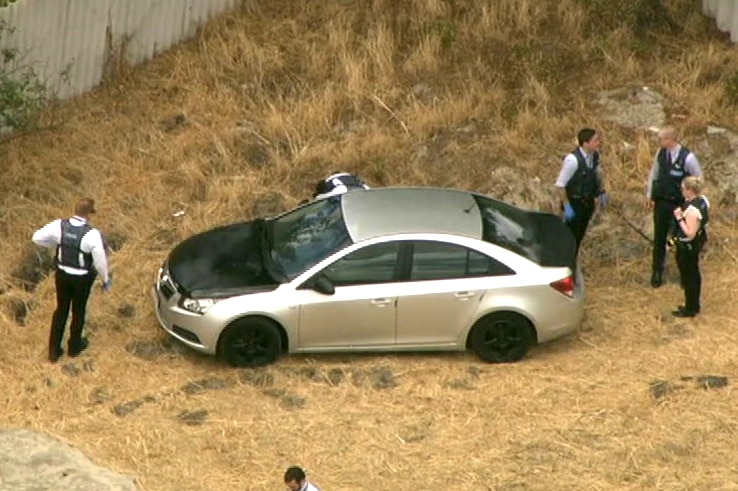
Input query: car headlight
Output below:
<box><xmin>180</xmin><ymin>297</ymin><xmax>218</xmax><ymax>315</ymax></box>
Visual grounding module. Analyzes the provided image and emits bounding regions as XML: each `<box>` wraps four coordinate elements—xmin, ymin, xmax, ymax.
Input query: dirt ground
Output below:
<box><xmin>2</xmin><ymin>1</ymin><xmax>738</xmax><ymax>489</ymax></box>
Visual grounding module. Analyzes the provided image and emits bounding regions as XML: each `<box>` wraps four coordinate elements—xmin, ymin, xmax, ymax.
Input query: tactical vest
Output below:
<box><xmin>313</xmin><ymin>173</ymin><xmax>368</xmax><ymax>198</ymax></box>
<box><xmin>56</xmin><ymin>219</ymin><xmax>93</xmax><ymax>271</ymax></box>
<box><xmin>652</xmin><ymin>146</ymin><xmax>690</xmax><ymax>202</ymax></box>
<box><xmin>677</xmin><ymin>196</ymin><xmax>709</xmax><ymax>247</ymax></box>
<box><xmin>565</xmin><ymin>149</ymin><xmax>601</xmax><ymax>201</ymax></box>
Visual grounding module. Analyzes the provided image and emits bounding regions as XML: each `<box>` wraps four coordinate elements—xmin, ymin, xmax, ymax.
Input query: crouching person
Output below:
<box><xmin>312</xmin><ymin>172</ymin><xmax>370</xmax><ymax>200</ymax></box>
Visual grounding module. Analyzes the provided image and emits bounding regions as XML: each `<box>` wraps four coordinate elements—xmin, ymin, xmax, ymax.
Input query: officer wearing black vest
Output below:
<box><xmin>298</xmin><ymin>171</ymin><xmax>371</xmax><ymax>205</ymax></box>
<box><xmin>312</xmin><ymin>171</ymin><xmax>370</xmax><ymax>200</ymax></box>
<box><xmin>555</xmin><ymin>128</ymin><xmax>608</xmax><ymax>253</ymax></box>
<box><xmin>32</xmin><ymin>198</ymin><xmax>111</xmax><ymax>362</ymax></box>
<box><xmin>671</xmin><ymin>176</ymin><xmax>709</xmax><ymax>317</ymax></box>
<box><xmin>646</xmin><ymin>126</ymin><xmax>702</xmax><ymax>288</ymax></box>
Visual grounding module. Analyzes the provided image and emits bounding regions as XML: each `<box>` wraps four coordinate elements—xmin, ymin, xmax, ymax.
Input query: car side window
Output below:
<box><xmin>322</xmin><ymin>242</ymin><xmax>400</xmax><ymax>286</ymax></box>
<box><xmin>410</xmin><ymin>241</ymin><xmax>514</xmax><ymax>281</ymax></box>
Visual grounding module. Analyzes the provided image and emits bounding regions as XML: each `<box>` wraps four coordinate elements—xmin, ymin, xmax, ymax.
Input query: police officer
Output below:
<box><xmin>32</xmin><ymin>198</ymin><xmax>111</xmax><ymax>362</ymax></box>
<box><xmin>312</xmin><ymin>171</ymin><xmax>370</xmax><ymax>200</ymax></box>
<box><xmin>671</xmin><ymin>176</ymin><xmax>708</xmax><ymax>317</ymax></box>
<box><xmin>646</xmin><ymin>126</ymin><xmax>702</xmax><ymax>288</ymax></box>
<box><xmin>555</xmin><ymin>128</ymin><xmax>608</xmax><ymax>253</ymax></box>
<box><xmin>283</xmin><ymin>466</ymin><xmax>321</xmax><ymax>491</ymax></box>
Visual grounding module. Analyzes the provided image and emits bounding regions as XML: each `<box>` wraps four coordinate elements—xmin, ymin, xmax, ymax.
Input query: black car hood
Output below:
<box><xmin>167</xmin><ymin>220</ymin><xmax>278</xmax><ymax>298</ymax></box>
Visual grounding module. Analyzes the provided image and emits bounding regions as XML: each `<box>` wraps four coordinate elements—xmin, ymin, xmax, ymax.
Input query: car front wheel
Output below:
<box><xmin>219</xmin><ymin>318</ymin><xmax>282</xmax><ymax>367</ymax></box>
<box><xmin>470</xmin><ymin>312</ymin><xmax>534</xmax><ymax>363</ymax></box>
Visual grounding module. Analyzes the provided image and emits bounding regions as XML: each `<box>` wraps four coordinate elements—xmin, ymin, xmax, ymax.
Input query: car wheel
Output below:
<box><xmin>219</xmin><ymin>318</ymin><xmax>282</xmax><ymax>367</ymax></box>
<box><xmin>470</xmin><ymin>312</ymin><xmax>534</xmax><ymax>363</ymax></box>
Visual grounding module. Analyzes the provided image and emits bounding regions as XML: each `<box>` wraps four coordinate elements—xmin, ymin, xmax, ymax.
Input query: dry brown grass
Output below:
<box><xmin>2</xmin><ymin>0</ymin><xmax>738</xmax><ymax>489</ymax></box>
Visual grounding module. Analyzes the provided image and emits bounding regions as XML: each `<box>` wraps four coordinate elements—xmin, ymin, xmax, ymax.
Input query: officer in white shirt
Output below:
<box><xmin>671</xmin><ymin>176</ymin><xmax>708</xmax><ymax>318</ymax></box>
<box><xmin>312</xmin><ymin>171</ymin><xmax>370</xmax><ymax>200</ymax></box>
<box><xmin>284</xmin><ymin>466</ymin><xmax>321</xmax><ymax>491</ymax></box>
<box><xmin>555</xmin><ymin>128</ymin><xmax>608</xmax><ymax>253</ymax></box>
<box><xmin>645</xmin><ymin>126</ymin><xmax>702</xmax><ymax>288</ymax></box>
<box><xmin>32</xmin><ymin>198</ymin><xmax>111</xmax><ymax>362</ymax></box>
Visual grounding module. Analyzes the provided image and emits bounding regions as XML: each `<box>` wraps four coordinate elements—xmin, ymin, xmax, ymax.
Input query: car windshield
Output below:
<box><xmin>269</xmin><ymin>196</ymin><xmax>352</xmax><ymax>280</ymax></box>
<box><xmin>473</xmin><ymin>195</ymin><xmax>543</xmax><ymax>263</ymax></box>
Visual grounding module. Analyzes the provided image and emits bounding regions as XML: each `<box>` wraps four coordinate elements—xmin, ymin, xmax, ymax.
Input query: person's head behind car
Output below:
<box><xmin>313</xmin><ymin>171</ymin><xmax>370</xmax><ymax>200</ymax></box>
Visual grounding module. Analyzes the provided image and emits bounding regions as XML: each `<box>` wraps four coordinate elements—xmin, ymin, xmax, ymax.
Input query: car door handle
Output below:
<box><xmin>454</xmin><ymin>291</ymin><xmax>475</xmax><ymax>299</ymax></box>
<box><xmin>371</xmin><ymin>298</ymin><xmax>392</xmax><ymax>306</ymax></box>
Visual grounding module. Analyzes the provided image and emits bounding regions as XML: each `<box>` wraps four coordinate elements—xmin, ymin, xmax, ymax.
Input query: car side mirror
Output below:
<box><xmin>312</xmin><ymin>275</ymin><xmax>335</xmax><ymax>295</ymax></box>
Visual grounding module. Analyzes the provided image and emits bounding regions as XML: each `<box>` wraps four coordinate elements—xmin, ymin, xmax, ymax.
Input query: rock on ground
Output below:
<box><xmin>485</xmin><ymin>166</ymin><xmax>557</xmax><ymax>213</ymax></box>
<box><xmin>0</xmin><ymin>429</ymin><xmax>138</xmax><ymax>491</ymax></box>
<box><xmin>596</xmin><ymin>86</ymin><xmax>665</xmax><ymax>130</ymax></box>
<box><xmin>698</xmin><ymin>126</ymin><xmax>738</xmax><ymax>214</ymax></box>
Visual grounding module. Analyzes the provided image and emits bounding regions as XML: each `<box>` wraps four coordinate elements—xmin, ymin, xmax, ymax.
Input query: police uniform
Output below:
<box><xmin>673</xmin><ymin>195</ymin><xmax>709</xmax><ymax>317</ymax></box>
<box><xmin>312</xmin><ymin>172</ymin><xmax>370</xmax><ymax>200</ymax></box>
<box><xmin>295</xmin><ymin>482</ymin><xmax>320</xmax><ymax>491</ymax></box>
<box><xmin>555</xmin><ymin>147</ymin><xmax>605</xmax><ymax>252</ymax></box>
<box><xmin>647</xmin><ymin>145</ymin><xmax>702</xmax><ymax>287</ymax></box>
<box><xmin>32</xmin><ymin>215</ymin><xmax>109</xmax><ymax>361</ymax></box>
<box><xmin>284</xmin><ymin>466</ymin><xmax>321</xmax><ymax>491</ymax></box>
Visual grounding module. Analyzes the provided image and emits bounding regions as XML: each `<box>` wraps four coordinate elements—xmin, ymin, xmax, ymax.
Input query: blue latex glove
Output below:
<box><xmin>598</xmin><ymin>192</ymin><xmax>609</xmax><ymax>209</ymax></box>
<box><xmin>102</xmin><ymin>274</ymin><xmax>113</xmax><ymax>292</ymax></box>
<box><xmin>563</xmin><ymin>203</ymin><xmax>575</xmax><ymax>222</ymax></box>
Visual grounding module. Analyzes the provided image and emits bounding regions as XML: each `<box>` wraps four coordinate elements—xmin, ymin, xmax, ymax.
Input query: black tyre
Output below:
<box><xmin>469</xmin><ymin>312</ymin><xmax>535</xmax><ymax>363</ymax></box>
<box><xmin>219</xmin><ymin>318</ymin><xmax>282</xmax><ymax>367</ymax></box>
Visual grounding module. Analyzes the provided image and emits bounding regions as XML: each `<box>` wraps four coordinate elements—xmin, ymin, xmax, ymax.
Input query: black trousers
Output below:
<box><xmin>566</xmin><ymin>198</ymin><xmax>595</xmax><ymax>253</ymax></box>
<box><xmin>652</xmin><ymin>199</ymin><xmax>680</xmax><ymax>273</ymax></box>
<box><xmin>676</xmin><ymin>242</ymin><xmax>701</xmax><ymax>313</ymax></box>
<box><xmin>49</xmin><ymin>270</ymin><xmax>95</xmax><ymax>355</ymax></box>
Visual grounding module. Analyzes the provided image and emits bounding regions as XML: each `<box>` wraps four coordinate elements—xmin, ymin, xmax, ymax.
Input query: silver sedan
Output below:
<box><xmin>152</xmin><ymin>187</ymin><xmax>584</xmax><ymax>367</ymax></box>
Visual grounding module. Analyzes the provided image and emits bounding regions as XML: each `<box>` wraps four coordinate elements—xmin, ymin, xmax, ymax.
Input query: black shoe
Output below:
<box><xmin>49</xmin><ymin>348</ymin><xmax>64</xmax><ymax>363</ymax></box>
<box><xmin>68</xmin><ymin>338</ymin><xmax>89</xmax><ymax>357</ymax></box>
<box><xmin>672</xmin><ymin>308</ymin><xmax>698</xmax><ymax>318</ymax></box>
<box><xmin>651</xmin><ymin>271</ymin><xmax>663</xmax><ymax>288</ymax></box>
<box><xmin>676</xmin><ymin>305</ymin><xmax>700</xmax><ymax>314</ymax></box>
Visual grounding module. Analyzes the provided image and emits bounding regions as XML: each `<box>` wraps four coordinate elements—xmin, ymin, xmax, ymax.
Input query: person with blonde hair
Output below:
<box><xmin>646</xmin><ymin>126</ymin><xmax>702</xmax><ymax>288</ymax></box>
<box><xmin>671</xmin><ymin>176</ymin><xmax>709</xmax><ymax>318</ymax></box>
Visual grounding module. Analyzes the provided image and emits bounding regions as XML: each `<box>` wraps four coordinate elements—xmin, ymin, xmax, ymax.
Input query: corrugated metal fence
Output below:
<box><xmin>703</xmin><ymin>0</ymin><xmax>738</xmax><ymax>42</ymax></box>
<box><xmin>0</xmin><ymin>1</ymin><xmax>733</xmax><ymax>104</ymax></box>
<box><xmin>0</xmin><ymin>0</ymin><xmax>239</xmax><ymax>100</ymax></box>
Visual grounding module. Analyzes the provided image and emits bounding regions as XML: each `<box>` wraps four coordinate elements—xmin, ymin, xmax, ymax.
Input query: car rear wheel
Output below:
<box><xmin>470</xmin><ymin>312</ymin><xmax>534</xmax><ymax>363</ymax></box>
<box><xmin>219</xmin><ymin>318</ymin><xmax>282</xmax><ymax>367</ymax></box>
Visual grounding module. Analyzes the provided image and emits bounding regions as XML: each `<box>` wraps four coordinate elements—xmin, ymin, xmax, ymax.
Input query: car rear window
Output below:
<box><xmin>473</xmin><ymin>195</ymin><xmax>543</xmax><ymax>264</ymax></box>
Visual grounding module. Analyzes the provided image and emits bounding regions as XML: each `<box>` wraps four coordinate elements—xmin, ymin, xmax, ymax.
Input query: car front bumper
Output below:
<box><xmin>151</xmin><ymin>268</ymin><xmax>220</xmax><ymax>355</ymax></box>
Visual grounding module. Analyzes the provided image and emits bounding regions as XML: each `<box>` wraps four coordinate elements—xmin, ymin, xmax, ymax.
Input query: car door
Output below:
<box><xmin>395</xmin><ymin>240</ymin><xmax>515</xmax><ymax>346</ymax></box>
<box><xmin>297</xmin><ymin>241</ymin><xmax>402</xmax><ymax>349</ymax></box>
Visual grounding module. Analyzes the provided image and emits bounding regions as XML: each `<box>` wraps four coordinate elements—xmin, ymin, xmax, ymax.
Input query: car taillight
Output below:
<box><xmin>550</xmin><ymin>275</ymin><xmax>575</xmax><ymax>297</ymax></box>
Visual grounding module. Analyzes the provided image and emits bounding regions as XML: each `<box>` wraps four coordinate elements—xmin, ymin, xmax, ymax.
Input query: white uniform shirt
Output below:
<box><xmin>291</xmin><ymin>480</ymin><xmax>321</xmax><ymax>491</ymax></box>
<box><xmin>555</xmin><ymin>147</ymin><xmax>604</xmax><ymax>188</ymax></box>
<box><xmin>32</xmin><ymin>216</ymin><xmax>109</xmax><ymax>282</ymax></box>
<box><xmin>314</xmin><ymin>172</ymin><xmax>370</xmax><ymax>200</ymax></box>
